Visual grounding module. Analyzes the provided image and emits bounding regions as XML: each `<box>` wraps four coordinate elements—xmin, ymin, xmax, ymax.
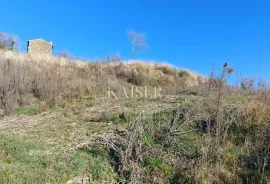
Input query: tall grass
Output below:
<box><xmin>0</xmin><ymin>50</ymin><xmax>204</xmax><ymax>114</ymax></box>
<box><xmin>98</xmin><ymin>64</ymin><xmax>270</xmax><ymax>183</ymax></box>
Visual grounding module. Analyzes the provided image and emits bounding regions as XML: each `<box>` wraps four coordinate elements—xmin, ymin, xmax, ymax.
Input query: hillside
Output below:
<box><xmin>0</xmin><ymin>50</ymin><xmax>269</xmax><ymax>184</ymax></box>
<box><xmin>0</xmin><ymin>50</ymin><xmax>204</xmax><ymax>114</ymax></box>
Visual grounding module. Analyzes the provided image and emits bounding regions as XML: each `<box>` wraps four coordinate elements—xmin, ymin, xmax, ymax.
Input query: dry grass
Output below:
<box><xmin>0</xmin><ymin>50</ymin><xmax>269</xmax><ymax>183</ymax></box>
<box><xmin>0</xmin><ymin>50</ymin><xmax>204</xmax><ymax>114</ymax></box>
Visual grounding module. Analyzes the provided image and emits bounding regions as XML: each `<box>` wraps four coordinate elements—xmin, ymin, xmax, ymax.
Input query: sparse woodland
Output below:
<box><xmin>0</xmin><ymin>48</ymin><xmax>269</xmax><ymax>183</ymax></box>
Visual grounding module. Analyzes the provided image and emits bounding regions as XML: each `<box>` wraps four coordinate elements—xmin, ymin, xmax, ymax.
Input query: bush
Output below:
<box><xmin>178</xmin><ymin>70</ymin><xmax>190</xmax><ymax>78</ymax></box>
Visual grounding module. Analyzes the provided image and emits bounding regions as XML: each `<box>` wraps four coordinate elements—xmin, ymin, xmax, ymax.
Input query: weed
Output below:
<box><xmin>142</xmin><ymin>134</ymin><xmax>155</xmax><ymax>147</ymax></box>
<box><xmin>14</xmin><ymin>106</ymin><xmax>37</xmax><ymax>115</ymax></box>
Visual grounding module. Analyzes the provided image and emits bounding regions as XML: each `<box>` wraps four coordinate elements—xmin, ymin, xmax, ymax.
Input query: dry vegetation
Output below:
<box><xmin>0</xmin><ymin>50</ymin><xmax>204</xmax><ymax>114</ymax></box>
<box><xmin>0</xmin><ymin>50</ymin><xmax>269</xmax><ymax>184</ymax></box>
<box><xmin>0</xmin><ymin>33</ymin><xmax>16</xmax><ymax>50</ymax></box>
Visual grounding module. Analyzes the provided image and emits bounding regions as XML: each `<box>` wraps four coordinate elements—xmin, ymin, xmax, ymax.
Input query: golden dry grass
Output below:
<box><xmin>0</xmin><ymin>50</ymin><xmax>205</xmax><ymax>114</ymax></box>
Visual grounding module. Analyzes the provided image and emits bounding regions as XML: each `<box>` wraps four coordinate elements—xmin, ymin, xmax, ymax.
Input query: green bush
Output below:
<box><xmin>105</xmin><ymin>112</ymin><xmax>135</xmax><ymax>125</ymax></box>
<box><xmin>144</xmin><ymin>157</ymin><xmax>171</xmax><ymax>175</ymax></box>
<box><xmin>178</xmin><ymin>70</ymin><xmax>190</xmax><ymax>78</ymax></box>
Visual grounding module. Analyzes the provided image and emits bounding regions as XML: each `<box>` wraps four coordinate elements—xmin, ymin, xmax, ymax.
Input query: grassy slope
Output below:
<box><xmin>0</xmin><ymin>96</ymin><xmax>184</xmax><ymax>183</ymax></box>
<box><xmin>0</xmin><ymin>51</ymin><xmax>269</xmax><ymax>184</ymax></box>
<box><xmin>0</xmin><ymin>93</ymin><xmax>269</xmax><ymax>184</ymax></box>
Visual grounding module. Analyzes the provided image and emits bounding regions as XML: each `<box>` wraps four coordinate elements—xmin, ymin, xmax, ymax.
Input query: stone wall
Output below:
<box><xmin>27</xmin><ymin>39</ymin><xmax>53</xmax><ymax>55</ymax></box>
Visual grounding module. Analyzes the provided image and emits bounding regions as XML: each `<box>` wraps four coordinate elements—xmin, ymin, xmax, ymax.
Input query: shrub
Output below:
<box><xmin>240</xmin><ymin>77</ymin><xmax>255</xmax><ymax>90</ymax></box>
<box><xmin>178</xmin><ymin>69</ymin><xmax>190</xmax><ymax>78</ymax></box>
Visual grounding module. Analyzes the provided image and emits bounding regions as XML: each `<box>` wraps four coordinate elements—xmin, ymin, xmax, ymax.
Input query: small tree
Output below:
<box><xmin>107</xmin><ymin>52</ymin><xmax>121</xmax><ymax>62</ymax></box>
<box><xmin>0</xmin><ymin>32</ymin><xmax>17</xmax><ymax>50</ymax></box>
<box><xmin>240</xmin><ymin>77</ymin><xmax>255</xmax><ymax>90</ymax></box>
<box><xmin>127</xmin><ymin>30</ymin><xmax>147</xmax><ymax>59</ymax></box>
<box><xmin>56</xmin><ymin>51</ymin><xmax>72</xmax><ymax>59</ymax></box>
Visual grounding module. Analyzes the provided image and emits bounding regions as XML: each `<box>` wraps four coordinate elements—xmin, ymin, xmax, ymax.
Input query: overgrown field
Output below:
<box><xmin>0</xmin><ymin>50</ymin><xmax>269</xmax><ymax>183</ymax></box>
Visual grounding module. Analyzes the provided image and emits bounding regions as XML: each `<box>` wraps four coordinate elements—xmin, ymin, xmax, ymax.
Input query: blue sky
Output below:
<box><xmin>1</xmin><ymin>0</ymin><xmax>270</xmax><ymax>83</ymax></box>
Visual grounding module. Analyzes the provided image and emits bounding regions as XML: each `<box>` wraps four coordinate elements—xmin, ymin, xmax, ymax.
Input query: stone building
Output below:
<box><xmin>27</xmin><ymin>39</ymin><xmax>53</xmax><ymax>55</ymax></box>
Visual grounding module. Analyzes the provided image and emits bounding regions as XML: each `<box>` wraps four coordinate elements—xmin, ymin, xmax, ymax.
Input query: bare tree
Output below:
<box><xmin>240</xmin><ymin>77</ymin><xmax>255</xmax><ymax>90</ymax></box>
<box><xmin>56</xmin><ymin>51</ymin><xmax>72</xmax><ymax>59</ymax></box>
<box><xmin>107</xmin><ymin>52</ymin><xmax>121</xmax><ymax>62</ymax></box>
<box><xmin>127</xmin><ymin>30</ymin><xmax>147</xmax><ymax>59</ymax></box>
<box><xmin>0</xmin><ymin>32</ymin><xmax>17</xmax><ymax>50</ymax></box>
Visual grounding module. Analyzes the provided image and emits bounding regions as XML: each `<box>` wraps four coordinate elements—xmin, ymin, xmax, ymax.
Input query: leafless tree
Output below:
<box><xmin>56</xmin><ymin>51</ymin><xmax>72</xmax><ymax>59</ymax></box>
<box><xmin>0</xmin><ymin>32</ymin><xmax>17</xmax><ymax>50</ymax></box>
<box><xmin>127</xmin><ymin>30</ymin><xmax>147</xmax><ymax>59</ymax></box>
<box><xmin>240</xmin><ymin>77</ymin><xmax>255</xmax><ymax>90</ymax></box>
<box><xmin>107</xmin><ymin>52</ymin><xmax>121</xmax><ymax>62</ymax></box>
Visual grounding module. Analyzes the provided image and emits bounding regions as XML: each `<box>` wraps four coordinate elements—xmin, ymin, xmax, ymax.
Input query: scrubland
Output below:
<box><xmin>0</xmin><ymin>50</ymin><xmax>269</xmax><ymax>184</ymax></box>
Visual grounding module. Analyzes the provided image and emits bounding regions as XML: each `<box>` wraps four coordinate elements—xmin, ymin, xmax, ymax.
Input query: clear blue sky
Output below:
<box><xmin>1</xmin><ymin>0</ymin><xmax>270</xmax><ymax>83</ymax></box>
